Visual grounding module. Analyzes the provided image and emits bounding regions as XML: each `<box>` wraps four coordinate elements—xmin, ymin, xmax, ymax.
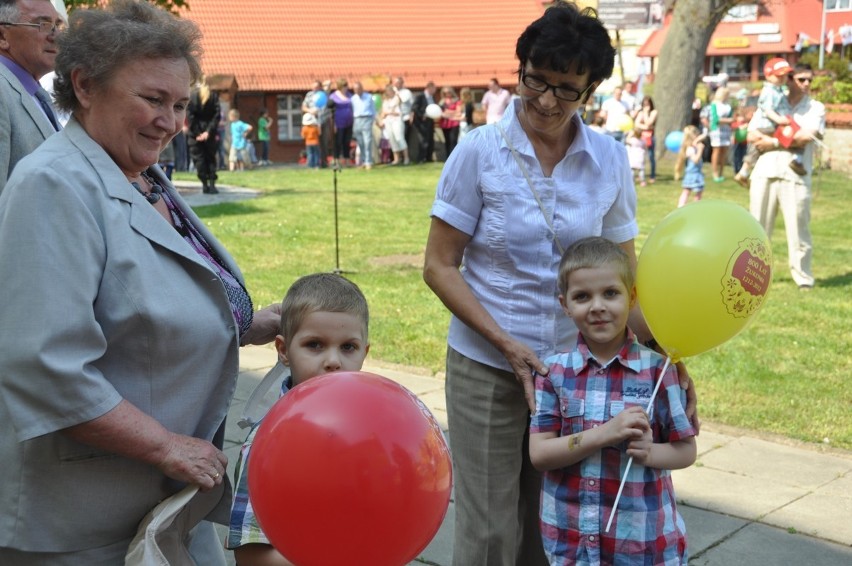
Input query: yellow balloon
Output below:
<box><xmin>617</xmin><ymin>114</ymin><xmax>634</xmax><ymax>133</ymax></box>
<box><xmin>637</xmin><ymin>200</ymin><xmax>773</xmax><ymax>362</ymax></box>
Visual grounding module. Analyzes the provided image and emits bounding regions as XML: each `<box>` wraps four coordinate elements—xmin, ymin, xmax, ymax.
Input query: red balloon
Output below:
<box><xmin>248</xmin><ymin>371</ymin><xmax>453</xmax><ymax>566</ymax></box>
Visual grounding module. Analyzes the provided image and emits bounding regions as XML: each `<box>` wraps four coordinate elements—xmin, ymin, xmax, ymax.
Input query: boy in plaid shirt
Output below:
<box><xmin>227</xmin><ymin>273</ymin><xmax>370</xmax><ymax>565</ymax></box>
<box><xmin>530</xmin><ymin>237</ymin><xmax>696</xmax><ymax>565</ymax></box>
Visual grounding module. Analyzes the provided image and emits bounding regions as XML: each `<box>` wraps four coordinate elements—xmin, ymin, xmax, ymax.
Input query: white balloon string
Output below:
<box><xmin>604</xmin><ymin>355</ymin><xmax>672</xmax><ymax>533</ymax></box>
<box><xmin>644</xmin><ymin>355</ymin><xmax>671</xmax><ymax>414</ymax></box>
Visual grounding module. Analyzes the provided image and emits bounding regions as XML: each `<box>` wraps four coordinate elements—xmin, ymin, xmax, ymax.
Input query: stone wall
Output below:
<box><xmin>823</xmin><ymin>126</ymin><xmax>852</xmax><ymax>174</ymax></box>
<box><xmin>823</xmin><ymin>105</ymin><xmax>852</xmax><ymax>175</ymax></box>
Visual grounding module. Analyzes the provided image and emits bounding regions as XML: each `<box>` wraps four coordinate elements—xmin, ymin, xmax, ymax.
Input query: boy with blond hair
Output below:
<box><xmin>227</xmin><ymin>273</ymin><xmax>370</xmax><ymax>566</ymax></box>
<box><xmin>530</xmin><ymin>237</ymin><xmax>696</xmax><ymax>565</ymax></box>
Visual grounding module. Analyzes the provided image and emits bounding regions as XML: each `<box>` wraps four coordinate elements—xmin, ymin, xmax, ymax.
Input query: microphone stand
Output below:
<box><xmin>331</xmin><ymin>162</ymin><xmax>355</xmax><ymax>275</ymax></box>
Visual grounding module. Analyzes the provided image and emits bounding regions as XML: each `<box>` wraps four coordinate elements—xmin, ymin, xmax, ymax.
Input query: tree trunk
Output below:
<box><xmin>654</xmin><ymin>0</ymin><xmax>741</xmax><ymax>158</ymax></box>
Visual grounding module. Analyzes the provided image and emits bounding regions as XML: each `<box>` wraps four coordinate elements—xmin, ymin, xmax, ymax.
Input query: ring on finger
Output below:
<box><xmin>212</xmin><ymin>471</ymin><xmax>220</xmax><ymax>480</ymax></box>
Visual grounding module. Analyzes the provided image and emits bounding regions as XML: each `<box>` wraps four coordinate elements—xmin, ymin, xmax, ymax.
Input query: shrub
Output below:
<box><xmin>797</xmin><ymin>52</ymin><xmax>852</xmax><ymax>104</ymax></box>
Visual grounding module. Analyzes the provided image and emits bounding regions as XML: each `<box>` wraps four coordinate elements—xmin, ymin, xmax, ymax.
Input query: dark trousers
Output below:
<box><xmin>414</xmin><ymin>119</ymin><xmax>435</xmax><ymax>163</ymax></box>
<box><xmin>647</xmin><ymin>137</ymin><xmax>657</xmax><ymax>179</ymax></box>
<box><xmin>733</xmin><ymin>142</ymin><xmax>748</xmax><ymax>174</ymax></box>
<box><xmin>334</xmin><ymin>125</ymin><xmax>353</xmax><ymax>160</ymax></box>
<box><xmin>442</xmin><ymin>126</ymin><xmax>460</xmax><ymax>160</ymax></box>
<box><xmin>188</xmin><ymin>138</ymin><xmax>218</xmax><ymax>187</ymax></box>
<box><xmin>319</xmin><ymin>119</ymin><xmax>333</xmax><ymax>167</ymax></box>
<box><xmin>173</xmin><ymin>131</ymin><xmax>189</xmax><ymax>171</ymax></box>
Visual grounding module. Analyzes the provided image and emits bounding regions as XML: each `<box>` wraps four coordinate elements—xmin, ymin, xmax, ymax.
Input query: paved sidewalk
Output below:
<box><xmin>173</xmin><ymin>179</ymin><xmax>261</xmax><ymax>206</ymax></box>
<box><xmin>220</xmin><ymin>346</ymin><xmax>852</xmax><ymax>566</ymax></box>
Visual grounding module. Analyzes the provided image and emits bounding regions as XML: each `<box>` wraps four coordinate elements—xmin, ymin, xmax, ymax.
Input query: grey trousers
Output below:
<box><xmin>445</xmin><ymin>347</ymin><xmax>548</xmax><ymax>566</ymax></box>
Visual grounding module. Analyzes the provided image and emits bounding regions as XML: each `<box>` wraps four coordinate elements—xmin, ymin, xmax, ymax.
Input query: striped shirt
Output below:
<box><xmin>227</xmin><ymin>377</ymin><xmax>292</xmax><ymax>549</ymax></box>
<box><xmin>531</xmin><ymin>332</ymin><xmax>695</xmax><ymax>565</ymax></box>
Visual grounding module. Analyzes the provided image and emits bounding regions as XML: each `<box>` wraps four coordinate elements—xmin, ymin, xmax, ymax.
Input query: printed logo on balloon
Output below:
<box><xmin>723</xmin><ymin>238</ymin><xmax>771</xmax><ymax>317</ymax></box>
<box><xmin>636</xmin><ymin>199</ymin><xmax>773</xmax><ymax>362</ymax></box>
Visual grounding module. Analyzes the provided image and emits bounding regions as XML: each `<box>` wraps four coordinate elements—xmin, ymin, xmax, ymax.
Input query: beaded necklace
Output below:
<box><xmin>130</xmin><ymin>172</ymin><xmax>164</xmax><ymax>204</ymax></box>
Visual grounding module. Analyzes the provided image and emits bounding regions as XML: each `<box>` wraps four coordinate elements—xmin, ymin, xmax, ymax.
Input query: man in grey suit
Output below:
<box><xmin>0</xmin><ymin>0</ymin><xmax>63</xmax><ymax>192</ymax></box>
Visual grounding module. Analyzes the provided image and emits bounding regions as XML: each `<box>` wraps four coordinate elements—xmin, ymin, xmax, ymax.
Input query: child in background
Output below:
<box><xmin>529</xmin><ymin>236</ymin><xmax>696</xmax><ymax>566</ymax></box>
<box><xmin>676</xmin><ymin>125</ymin><xmax>707</xmax><ymax>208</ymax></box>
<box><xmin>246</xmin><ymin>132</ymin><xmax>259</xmax><ymax>168</ymax></box>
<box><xmin>227</xmin><ymin>273</ymin><xmax>371</xmax><ymax>566</ymax></box>
<box><xmin>301</xmin><ymin>113</ymin><xmax>321</xmax><ymax>169</ymax></box>
<box><xmin>228</xmin><ymin>108</ymin><xmax>253</xmax><ymax>172</ymax></box>
<box><xmin>588</xmin><ymin>114</ymin><xmax>606</xmax><ymax>134</ymax></box>
<box><xmin>731</xmin><ymin>106</ymin><xmax>749</xmax><ymax>178</ymax></box>
<box><xmin>734</xmin><ymin>57</ymin><xmax>805</xmax><ymax>187</ymax></box>
<box><xmin>257</xmin><ymin>108</ymin><xmax>271</xmax><ymax>166</ymax></box>
<box><xmin>625</xmin><ymin>128</ymin><xmax>647</xmax><ymax>187</ymax></box>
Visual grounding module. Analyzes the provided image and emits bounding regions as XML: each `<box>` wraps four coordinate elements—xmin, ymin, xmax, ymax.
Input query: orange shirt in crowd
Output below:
<box><xmin>301</xmin><ymin>124</ymin><xmax>320</xmax><ymax>146</ymax></box>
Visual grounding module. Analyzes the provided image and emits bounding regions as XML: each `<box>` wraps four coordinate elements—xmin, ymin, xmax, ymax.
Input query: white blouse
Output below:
<box><xmin>431</xmin><ymin>99</ymin><xmax>638</xmax><ymax>371</ymax></box>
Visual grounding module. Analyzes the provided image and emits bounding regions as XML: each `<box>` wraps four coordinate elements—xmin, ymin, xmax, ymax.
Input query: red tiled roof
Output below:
<box><xmin>182</xmin><ymin>1</ymin><xmax>546</xmax><ymax>92</ymax></box>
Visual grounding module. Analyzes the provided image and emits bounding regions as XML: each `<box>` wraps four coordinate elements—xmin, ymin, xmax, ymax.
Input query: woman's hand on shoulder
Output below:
<box><xmin>241</xmin><ymin>303</ymin><xmax>283</xmax><ymax>346</ymax></box>
<box><xmin>499</xmin><ymin>337</ymin><xmax>547</xmax><ymax>413</ymax></box>
<box><xmin>675</xmin><ymin>360</ymin><xmax>700</xmax><ymax>433</ymax></box>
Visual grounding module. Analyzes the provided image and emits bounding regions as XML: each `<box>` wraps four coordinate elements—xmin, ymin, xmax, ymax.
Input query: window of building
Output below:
<box><xmin>709</xmin><ymin>55</ymin><xmax>752</xmax><ymax>80</ymax></box>
<box><xmin>826</xmin><ymin>0</ymin><xmax>851</xmax><ymax>11</ymax></box>
<box><xmin>276</xmin><ymin>95</ymin><xmax>303</xmax><ymax>142</ymax></box>
<box><xmin>723</xmin><ymin>3</ymin><xmax>758</xmax><ymax>22</ymax></box>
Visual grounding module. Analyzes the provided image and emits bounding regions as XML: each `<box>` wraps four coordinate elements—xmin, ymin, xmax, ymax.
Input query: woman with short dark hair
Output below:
<box><xmin>423</xmin><ymin>3</ymin><xmax>697</xmax><ymax>564</ymax></box>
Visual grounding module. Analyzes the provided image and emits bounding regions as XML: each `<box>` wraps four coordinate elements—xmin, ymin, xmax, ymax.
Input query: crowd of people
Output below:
<box><xmin>0</xmin><ymin>0</ymin><xmax>826</xmax><ymax>564</ymax></box>
<box><xmin>297</xmin><ymin>74</ymin><xmax>514</xmax><ymax>169</ymax></box>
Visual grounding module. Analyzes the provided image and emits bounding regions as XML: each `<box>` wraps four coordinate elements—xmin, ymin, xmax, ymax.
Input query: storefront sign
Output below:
<box><xmin>757</xmin><ymin>33</ymin><xmax>783</xmax><ymax>43</ymax></box>
<box><xmin>712</xmin><ymin>37</ymin><xmax>750</xmax><ymax>49</ymax></box>
<box><xmin>742</xmin><ymin>23</ymin><xmax>779</xmax><ymax>35</ymax></box>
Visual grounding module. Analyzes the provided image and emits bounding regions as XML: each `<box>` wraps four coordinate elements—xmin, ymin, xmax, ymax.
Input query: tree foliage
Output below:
<box><xmin>799</xmin><ymin>51</ymin><xmax>852</xmax><ymax>104</ymax></box>
<box><xmin>653</xmin><ymin>0</ymin><xmax>748</xmax><ymax>155</ymax></box>
<box><xmin>65</xmin><ymin>0</ymin><xmax>188</xmax><ymax>14</ymax></box>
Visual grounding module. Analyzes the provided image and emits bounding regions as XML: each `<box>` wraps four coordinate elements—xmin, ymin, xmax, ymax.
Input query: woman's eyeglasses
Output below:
<box><xmin>520</xmin><ymin>72</ymin><xmax>593</xmax><ymax>102</ymax></box>
<box><xmin>793</xmin><ymin>76</ymin><xmax>813</xmax><ymax>85</ymax></box>
<box><xmin>0</xmin><ymin>20</ymin><xmax>66</xmax><ymax>35</ymax></box>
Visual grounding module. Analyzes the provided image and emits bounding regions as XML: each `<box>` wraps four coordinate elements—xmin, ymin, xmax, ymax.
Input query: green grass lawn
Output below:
<box><xmin>176</xmin><ymin>159</ymin><xmax>852</xmax><ymax>450</ymax></box>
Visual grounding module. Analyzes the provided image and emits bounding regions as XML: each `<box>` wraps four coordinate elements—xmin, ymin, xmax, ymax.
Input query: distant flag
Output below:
<box><xmin>840</xmin><ymin>24</ymin><xmax>852</xmax><ymax>47</ymax></box>
<box><xmin>794</xmin><ymin>32</ymin><xmax>811</xmax><ymax>52</ymax></box>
